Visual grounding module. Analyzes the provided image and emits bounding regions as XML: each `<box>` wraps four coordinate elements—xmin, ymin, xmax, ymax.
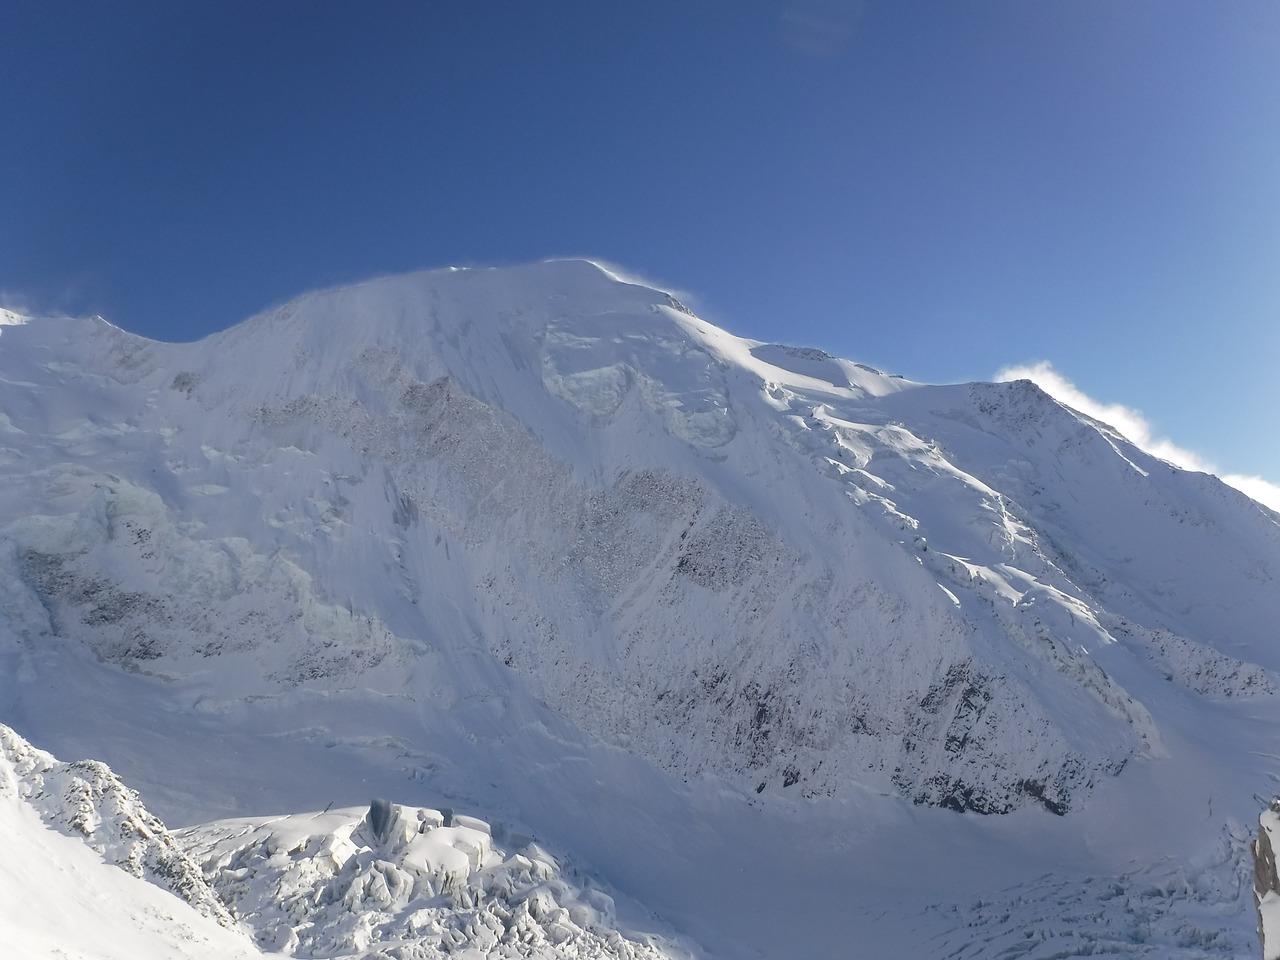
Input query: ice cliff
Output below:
<box><xmin>181</xmin><ymin>800</ymin><xmax>688</xmax><ymax>958</ymax></box>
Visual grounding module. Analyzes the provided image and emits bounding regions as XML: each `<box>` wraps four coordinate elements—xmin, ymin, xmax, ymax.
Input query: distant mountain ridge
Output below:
<box><xmin>1</xmin><ymin>260</ymin><xmax>1276</xmax><ymax>957</ymax></box>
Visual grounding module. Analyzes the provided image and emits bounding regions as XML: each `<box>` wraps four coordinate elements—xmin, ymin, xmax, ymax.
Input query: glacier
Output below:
<box><xmin>0</xmin><ymin>260</ymin><xmax>1277</xmax><ymax>957</ymax></box>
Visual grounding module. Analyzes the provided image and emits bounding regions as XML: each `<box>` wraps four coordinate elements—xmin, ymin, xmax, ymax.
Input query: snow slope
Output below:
<box><xmin>1</xmin><ymin>260</ymin><xmax>1278</xmax><ymax>957</ymax></box>
<box><xmin>0</xmin><ymin>723</ymin><xmax>260</xmax><ymax>960</ymax></box>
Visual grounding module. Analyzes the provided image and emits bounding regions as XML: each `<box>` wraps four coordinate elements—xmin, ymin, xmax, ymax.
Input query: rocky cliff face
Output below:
<box><xmin>1256</xmin><ymin>800</ymin><xmax>1280</xmax><ymax>959</ymax></box>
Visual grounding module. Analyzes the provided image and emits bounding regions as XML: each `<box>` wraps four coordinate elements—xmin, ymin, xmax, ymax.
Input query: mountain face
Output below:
<box><xmin>1</xmin><ymin>262</ymin><xmax>1278</xmax><ymax>958</ymax></box>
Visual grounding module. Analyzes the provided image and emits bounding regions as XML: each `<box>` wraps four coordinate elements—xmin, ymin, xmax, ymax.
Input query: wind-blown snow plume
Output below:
<box><xmin>995</xmin><ymin>360</ymin><xmax>1280</xmax><ymax>512</ymax></box>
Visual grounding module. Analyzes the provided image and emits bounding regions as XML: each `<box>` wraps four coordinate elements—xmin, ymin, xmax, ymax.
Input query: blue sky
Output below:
<box><xmin>3</xmin><ymin>1</ymin><xmax>1277</xmax><ymax>494</ymax></box>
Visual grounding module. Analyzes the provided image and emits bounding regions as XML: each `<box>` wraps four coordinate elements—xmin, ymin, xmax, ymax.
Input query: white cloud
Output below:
<box><xmin>994</xmin><ymin>361</ymin><xmax>1280</xmax><ymax>513</ymax></box>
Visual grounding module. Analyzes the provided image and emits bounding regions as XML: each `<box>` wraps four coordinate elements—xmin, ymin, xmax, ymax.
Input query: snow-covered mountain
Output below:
<box><xmin>1</xmin><ymin>261</ymin><xmax>1277</xmax><ymax>957</ymax></box>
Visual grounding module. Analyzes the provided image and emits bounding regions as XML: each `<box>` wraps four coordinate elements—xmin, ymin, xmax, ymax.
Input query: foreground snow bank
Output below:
<box><xmin>0</xmin><ymin>722</ymin><xmax>260</xmax><ymax>959</ymax></box>
<box><xmin>0</xmin><ymin>721</ymin><xmax>232</xmax><ymax>923</ymax></box>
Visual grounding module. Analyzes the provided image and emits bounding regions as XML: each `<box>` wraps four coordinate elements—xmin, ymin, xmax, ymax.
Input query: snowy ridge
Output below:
<box><xmin>0</xmin><ymin>721</ymin><xmax>231</xmax><ymax>925</ymax></box>
<box><xmin>180</xmin><ymin>801</ymin><xmax>692</xmax><ymax>959</ymax></box>
<box><xmin>2</xmin><ymin>260</ymin><xmax>1279</xmax><ymax>957</ymax></box>
<box><xmin>0</xmin><ymin>723</ymin><xmax>260</xmax><ymax>960</ymax></box>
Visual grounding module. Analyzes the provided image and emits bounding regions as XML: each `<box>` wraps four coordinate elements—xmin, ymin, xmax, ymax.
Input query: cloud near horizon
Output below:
<box><xmin>994</xmin><ymin>361</ymin><xmax>1280</xmax><ymax>514</ymax></box>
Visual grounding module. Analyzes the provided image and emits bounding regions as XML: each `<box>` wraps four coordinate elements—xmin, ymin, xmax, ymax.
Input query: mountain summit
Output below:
<box><xmin>1</xmin><ymin>261</ymin><xmax>1276</xmax><ymax>957</ymax></box>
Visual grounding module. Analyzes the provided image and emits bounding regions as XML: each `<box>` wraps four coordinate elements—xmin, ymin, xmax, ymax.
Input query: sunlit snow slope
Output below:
<box><xmin>1</xmin><ymin>261</ymin><xmax>1278</xmax><ymax>958</ymax></box>
<box><xmin>0</xmin><ymin>723</ymin><xmax>259</xmax><ymax>960</ymax></box>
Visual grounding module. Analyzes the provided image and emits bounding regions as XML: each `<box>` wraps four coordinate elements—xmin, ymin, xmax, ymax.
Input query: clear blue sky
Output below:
<box><xmin>3</xmin><ymin>1</ymin><xmax>1277</xmax><ymax>485</ymax></box>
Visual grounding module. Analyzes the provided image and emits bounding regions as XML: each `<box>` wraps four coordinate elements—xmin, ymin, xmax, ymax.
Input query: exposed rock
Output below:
<box><xmin>1256</xmin><ymin>799</ymin><xmax>1280</xmax><ymax>959</ymax></box>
